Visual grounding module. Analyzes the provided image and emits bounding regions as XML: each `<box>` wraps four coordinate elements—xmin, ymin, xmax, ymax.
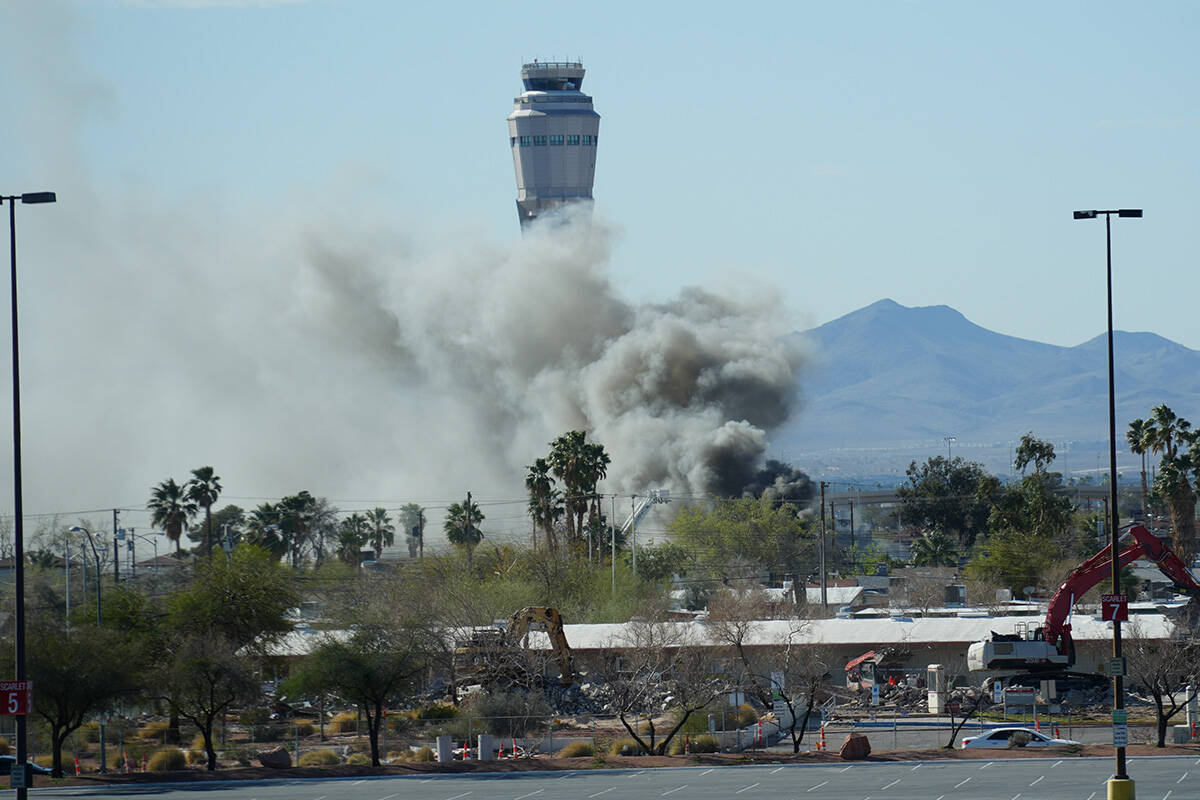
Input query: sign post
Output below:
<box><xmin>0</xmin><ymin>681</ymin><xmax>32</xmax><ymax>717</ymax></box>
<box><xmin>1101</xmin><ymin>594</ymin><xmax>1129</xmax><ymax>622</ymax></box>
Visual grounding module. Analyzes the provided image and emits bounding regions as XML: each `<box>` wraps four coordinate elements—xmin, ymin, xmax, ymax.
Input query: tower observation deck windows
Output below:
<box><xmin>519</xmin><ymin>136</ymin><xmax>532</xmax><ymax>147</ymax></box>
<box><xmin>533</xmin><ymin>135</ymin><xmax>547</xmax><ymax>146</ymax></box>
<box><xmin>582</xmin><ymin>135</ymin><xmax>598</xmax><ymax>146</ymax></box>
<box><xmin>549</xmin><ymin>134</ymin><xmax>564</xmax><ymax>145</ymax></box>
<box><xmin>566</xmin><ymin>135</ymin><xmax>580</xmax><ymax>145</ymax></box>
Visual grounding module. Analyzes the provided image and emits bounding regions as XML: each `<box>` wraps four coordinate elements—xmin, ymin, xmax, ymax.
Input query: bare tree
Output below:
<box><xmin>594</xmin><ymin>620</ymin><xmax>730</xmax><ymax>755</ymax></box>
<box><xmin>1126</xmin><ymin>619</ymin><xmax>1200</xmax><ymax>747</ymax></box>
<box><xmin>706</xmin><ymin>590</ymin><xmax>828</xmax><ymax>752</ymax></box>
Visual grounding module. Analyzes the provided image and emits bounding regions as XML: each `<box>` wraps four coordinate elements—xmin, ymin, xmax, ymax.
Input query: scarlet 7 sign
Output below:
<box><xmin>1101</xmin><ymin>594</ymin><xmax>1129</xmax><ymax>622</ymax></box>
<box><xmin>0</xmin><ymin>681</ymin><xmax>32</xmax><ymax>716</ymax></box>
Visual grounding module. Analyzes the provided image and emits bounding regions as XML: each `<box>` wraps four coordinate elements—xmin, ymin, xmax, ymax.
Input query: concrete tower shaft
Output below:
<box><xmin>508</xmin><ymin>61</ymin><xmax>600</xmax><ymax>226</ymax></box>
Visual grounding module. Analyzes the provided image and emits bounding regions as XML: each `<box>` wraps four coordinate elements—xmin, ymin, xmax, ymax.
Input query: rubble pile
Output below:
<box><xmin>543</xmin><ymin>680</ymin><xmax>608</xmax><ymax>716</ymax></box>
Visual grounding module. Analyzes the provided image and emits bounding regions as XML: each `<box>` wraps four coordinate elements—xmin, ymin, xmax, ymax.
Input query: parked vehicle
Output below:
<box><xmin>0</xmin><ymin>755</ymin><xmax>54</xmax><ymax>775</ymax></box>
<box><xmin>960</xmin><ymin>727</ymin><xmax>1081</xmax><ymax>749</ymax></box>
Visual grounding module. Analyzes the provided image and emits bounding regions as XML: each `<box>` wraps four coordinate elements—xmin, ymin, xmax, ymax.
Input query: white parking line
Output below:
<box><xmin>445</xmin><ymin>794</ymin><xmax>472</xmax><ymax>800</ymax></box>
<box><xmin>935</xmin><ymin>796</ymin><xmax>945</xmax><ymax>800</ymax></box>
<box><xmin>626</xmin><ymin>771</ymin><xmax>646</xmax><ymax>778</ymax></box>
<box><xmin>558</xmin><ymin>772</ymin><xmax>577</xmax><ymax>780</ymax></box>
<box><xmin>880</xmin><ymin>779</ymin><xmax>900</xmax><ymax>790</ymax></box>
<box><xmin>1030</xmin><ymin>775</ymin><xmax>1044</xmax><ymax>786</ymax></box>
<box><xmin>514</xmin><ymin>792</ymin><xmax>543</xmax><ymax>800</ymax></box>
<box><xmin>980</xmin><ymin>761</ymin><xmax>994</xmax><ymax>769</ymax></box>
<box><xmin>806</xmin><ymin>781</ymin><xmax>828</xmax><ymax>792</ymax></box>
<box><xmin>1179</xmin><ymin>773</ymin><xmax>1190</xmax><ymax>783</ymax></box>
<box><xmin>1086</xmin><ymin>793</ymin><xmax>1096</xmax><ymax>800</ymax></box>
<box><xmin>1052</xmin><ymin>760</ymin><xmax>1063</xmax><ymax>768</ymax></box>
<box><xmin>586</xmin><ymin>789</ymin><xmax>614</xmax><ymax>799</ymax></box>
<box><xmin>910</xmin><ymin>764</ymin><xmax>921</xmax><ymax>771</ymax></box>
<box><xmin>734</xmin><ymin>783</ymin><xmax>760</xmax><ymax>794</ymax></box>
<box><xmin>1163</xmin><ymin>791</ymin><xmax>1172</xmax><ymax>800</ymax></box>
<box><xmin>1011</xmin><ymin>794</ymin><xmax>1021</xmax><ymax>800</ymax></box>
<box><xmin>352</xmin><ymin>781</ymin><xmax>366</xmax><ymax>786</ymax></box>
<box><xmin>955</xmin><ymin>776</ymin><xmax>972</xmax><ymax>788</ymax></box>
<box><xmin>379</xmin><ymin>794</ymin><xmax>397</xmax><ymax>800</ymax></box>
<box><xmin>661</xmin><ymin>786</ymin><xmax>687</xmax><ymax>796</ymax></box>
<box><xmin>770</xmin><ymin>767</ymin><xmax>785</xmax><ymax>774</ymax></box>
<box><xmin>840</xmin><ymin>765</ymin><xmax>854</xmax><ymax>773</ymax></box>
<box><xmin>700</xmin><ymin>768</ymin><xmax>715</xmax><ymax>776</ymax></box>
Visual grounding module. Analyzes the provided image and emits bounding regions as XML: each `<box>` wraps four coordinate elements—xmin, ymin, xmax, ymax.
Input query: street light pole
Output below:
<box><xmin>1073</xmin><ymin>207</ymin><xmax>1141</xmax><ymax>800</ymax></box>
<box><xmin>3</xmin><ymin>190</ymin><xmax>55</xmax><ymax>797</ymax></box>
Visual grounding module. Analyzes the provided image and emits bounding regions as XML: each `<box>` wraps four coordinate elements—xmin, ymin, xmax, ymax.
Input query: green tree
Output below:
<box><xmin>157</xmin><ymin>634</ymin><xmax>259</xmax><ymax>770</ymax></box>
<box><xmin>445</xmin><ymin>494</ymin><xmax>484</xmax><ymax>565</ymax></box>
<box><xmin>366</xmin><ymin>507</ymin><xmax>394</xmax><ymax>560</ymax></box>
<box><xmin>7</xmin><ymin>620</ymin><xmax>142</xmax><ymax>777</ymax></box>
<box><xmin>1141</xmin><ymin>404</ymin><xmax>1198</xmax><ymax>562</ymax></box>
<box><xmin>399</xmin><ymin>503</ymin><xmax>426</xmax><ymax>559</ymax></box>
<box><xmin>147</xmin><ymin>478</ymin><xmax>197</xmax><ymax>555</ymax></box>
<box><xmin>525</xmin><ymin>457</ymin><xmax>563</xmax><ymax>552</ymax></box>
<box><xmin>167</xmin><ymin>545</ymin><xmax>298</xmax><ymax>649</ymax></box>
<box><xmin>1126</xmin><ymin>418</ymin><xmax>1152</xmax><ymax>517</ymax></box>
<box><xmin>548</xmin><ymin>431</ymin><xmax>611</xmax><ymax>549</ymax></box>
<box><xmin>667</xmin><ymin>496</ymin><xmax>814</xmax><ymax>581</ymax></box>
<box><xmin>243</xmin><ymin>502</ymin><xmax>288</xmax><ymax>561</ymax></box>
<box><xmin>336</xmin><ymin>513</ymin><xmax>370</xmax><ymax>564</ymax></box>
<box><xmin>896</xmin><ymin>456</ymin><xmax>997</xmax><ymax>548</ymax></box>
<box><xmin>910</xmin><ymin>530</ymin><xmax>958</xmax><ymax>567</ymax></box>
<box><xmin>185</xmin><ymin>466</ymin><xmax>222</xmax><ymax>556</ymax></box>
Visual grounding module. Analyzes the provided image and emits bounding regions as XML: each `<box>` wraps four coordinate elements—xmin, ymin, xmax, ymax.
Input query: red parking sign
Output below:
<box><xmin>1101</xmin><ymin>594</ymin><xmax>1129</xmax><ymax>622</ymax></box>
<box><xmin>0</xmin><ymin>681</ymin><xmax>32</xmax><ymax>716</ymax></box>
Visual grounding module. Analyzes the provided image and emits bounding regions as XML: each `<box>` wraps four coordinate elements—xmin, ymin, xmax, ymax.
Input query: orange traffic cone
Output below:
<box><xmin>685</xmin><ymin>733</ymin><xmax>691</xmax><ymax>755</ymax></box>
<box><xmin>73</xmin><ymin>756</ymin><xmax>79</xmax><ymax>776</ymax></box>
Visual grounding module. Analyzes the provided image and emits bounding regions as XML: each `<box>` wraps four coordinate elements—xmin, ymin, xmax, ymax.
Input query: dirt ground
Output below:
<box><xmin>35</xmin><ymin>742</ymin><xmax>1200</xmax><ymax>787</ymax></box>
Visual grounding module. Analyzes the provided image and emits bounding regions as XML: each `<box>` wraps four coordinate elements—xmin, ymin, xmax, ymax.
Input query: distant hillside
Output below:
<box><xmin>773</xmin><ymin>299</ymin><xmax>1200</xmax><ymax>476</ymax></box>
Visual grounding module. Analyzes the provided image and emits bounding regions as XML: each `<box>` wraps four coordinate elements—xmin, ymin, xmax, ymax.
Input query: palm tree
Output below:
<box><xmin>1143</xmin><ymin>404</ymin><xmax>1198</xmax><ymax>561</ymax></box>
<box><xmin>548</xmin><ymin>431</ymin><xmax>611</xmax><ymax>549</ymax></box>
<box><xmin>525</xmin><ymin>458</ymin><xmax>562</xmax><ymax>552</ymax></box>
<box><xmin>244</xmin><ymin>502</ymin><xmax>288</xmax><ymax>562</ymax></box>
<box><xmin>399</xmin><ymin>503</ymin><xmax>426</xmax><ymax>559</ymax></box>
<box><xmin>365</xmin><ymin>507</ymin><xmax>394</xmax><ymax>560</ymax></box>
<box><xmin>444</xmin><ymin>494</ymin><xmax>484</xmax><ymax>565</ymax></box>
<box><xmin>186</xmin><ymin>466</ymin><xmax>222</xmax><ymax>556</ymax></box>
<box><xmin>910</xmin><ymin>529</ymin><xmax>957</xmax><ymax>567</ymax></box>
<box><xmin>148</xmin><ymin>478</ymin><xmax>198</xmax><ymax>555</ymax></box>
<box><xmin>336</xmin><ymin>513</ymin><xmax>370</xmax><ymax>564</ymax></box>
<box><xmin>1126</xmin><ymin>418</ymin><xmax>1151</xmax><ymax>520</ymax></box>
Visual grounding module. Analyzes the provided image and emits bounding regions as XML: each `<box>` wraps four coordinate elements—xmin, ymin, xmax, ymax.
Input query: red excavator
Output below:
<box><xmin>967</xmin><ymin>525</ymin><xmax>1200</xmax><ymax>673</ymax></box>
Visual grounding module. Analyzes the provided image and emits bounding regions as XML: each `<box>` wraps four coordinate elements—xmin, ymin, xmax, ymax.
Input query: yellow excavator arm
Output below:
<box><xmin>508</xmin><ymin>606</ymin><xmax>575</xmax><ymax>686</ymax></box>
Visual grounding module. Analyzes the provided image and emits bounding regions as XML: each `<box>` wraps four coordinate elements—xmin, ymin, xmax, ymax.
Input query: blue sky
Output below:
<box><xmin>9</xmin><ymin>1</ymin><xmax>1198</xmax><ymax>347</ymax></box>
<box><xmin>0</xmin><ymin>0</ymin><xmax>1197</xmax><ymax>535</ymax></box>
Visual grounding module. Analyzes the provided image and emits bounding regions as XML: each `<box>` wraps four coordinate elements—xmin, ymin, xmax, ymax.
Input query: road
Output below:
<box><xmin>29</xmin><ymin>755</ymin><xmax>1200</xmax><ymax>800</ymax></box>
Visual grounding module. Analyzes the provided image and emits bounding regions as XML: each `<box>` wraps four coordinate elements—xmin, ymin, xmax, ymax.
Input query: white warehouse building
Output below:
<box><xmin>508</xmin><ymin>61</ymin><xmax>600</xmax><ymax>226</ymax></box>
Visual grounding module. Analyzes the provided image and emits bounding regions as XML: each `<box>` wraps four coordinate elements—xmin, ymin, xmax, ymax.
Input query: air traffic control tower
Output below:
<box><xmin>508</xmin><ymin>61</ymin><xmax>600</xmax><ymax>226</ymax></box>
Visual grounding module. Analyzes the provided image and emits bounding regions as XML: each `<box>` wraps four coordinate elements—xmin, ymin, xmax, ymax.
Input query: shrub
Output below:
<box><xmin>556</xmin><ymin>740</ymin><xmax>594</xmax><ymax>758</ymax></box>
<box><xmin>608</xmin><ymin>737</ymin><xmax>647</xmax><ymax>756</ymax></box>
<box><xmin>224</xmin><ymin>745</ymin><xmax>254</xmax><ymax>767</ymax></box>
<box><xmin>33</xmin><ymin>755</ymin><xmax>52</xmax><ymax>768</ymax></box>
<box><xmin>146</xmin><ymin>747</ymin><xmax>187</xmax><ymax>772</ymax></box>
<box><xmin>734</xmin><ymin>704</ymin><xmax>758</xmax><ymax>727</ymax></box>
<box><xmin>419</xmin><ymin>703</ymin><xmax>458</xmax><ymax>720</ymax></box>
<box><xmin>0</xmin><ymin>736</ymin><xmax>10</xmax><ymax>755</ymax></box>
<box><xmin>185</xmin><ymin>749</ymin><xmax>206</xmax><ymax>766</ymax></box>
<box><xmin>346</xmin><ymin>753</ymin><xmax>370</xmax><ymax>765</ymax></box>
<box><xmin>409</xmin><ymin>746</ymin><xmax>435</xmax><ymax>762</ymax></box>
<box><xmin>690</xmin><ymin>734</ymin><xmax>721</xmax><ymax>753</ymax></box>
<box><xmin>239</xmin><ymin>708</ymin><xmax>271</xmax><ymax>726</ymax></box>
<box><xmin>298</xmin><ymin>749</ymin><xmax>340</xmax><ymax>766</ymax></box>
<box><xmin>1008</xmin><ymin>730</ymin><xmax>1033</xmax><ymax>748</ymax></box>
<box><xmin>139</xmin><ymin>721</ymin><xmax>170</xmax><ymax>741</ymax></box>
<box><xmin>294</xmin><ymin>721</ymin><xmax>315</xmax><ymax>737</ymax></box>
<box><xmin>331</xmin><ymin>711</ymin><xmax>359</xmax><ymax>734</ymax></box>
<box><xmin>460</xmin><ymin>691</ymin><xmax>552</xmax><ymax>737</ymax></box>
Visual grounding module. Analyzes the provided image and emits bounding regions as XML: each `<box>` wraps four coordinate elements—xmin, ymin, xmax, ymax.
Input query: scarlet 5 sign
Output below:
<box><xmin>1101</xmin><ymin>594</ymin><xmax>1129</xmax><ymax>622</ymax></box>
<box><xmin>0</xmin><ymin>681</ymin><xmax>32</xmax><ymax>716</ymax></box>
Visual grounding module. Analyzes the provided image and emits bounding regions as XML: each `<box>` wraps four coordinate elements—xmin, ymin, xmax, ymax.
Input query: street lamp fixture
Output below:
<box><xmin>3</xmin><ymin>189</ymin><xmax>56</xmax><ymax>796</ymax></box>
<box><xmin>1073</xmin><ymin>207</ymin><xmax>1142</xmax><ymax>800</ymax></box>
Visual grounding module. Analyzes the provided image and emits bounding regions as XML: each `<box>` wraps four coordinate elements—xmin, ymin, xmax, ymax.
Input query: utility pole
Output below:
<box><xmin>819</xmin><ymin>481</ymin><xmax>828</xmax><ymax>610</ymax></box>
<box><xmin>112</xmin><ymin>509</ymin><xmax>120</xmax><ymax>583</ymax></box>
<box><xmin>610</xmin><ymin>494</ymin><xmax>617</xmax><ymax>598</ymax></box>
<box><xmin>631</xmin><ymin>495</ymin><xmax>637</xmax><ymax>575</ymax></box>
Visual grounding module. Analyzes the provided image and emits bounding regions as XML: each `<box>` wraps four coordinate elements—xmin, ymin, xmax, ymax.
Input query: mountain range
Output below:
<box><xmin>772</xmin><ymin>299</ymin><xmax>1200</xmax><ymax>479</ymax></box>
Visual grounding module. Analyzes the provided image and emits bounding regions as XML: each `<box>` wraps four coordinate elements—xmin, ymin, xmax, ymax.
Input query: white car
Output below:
<box><xmin>960</xmin><ymin>727</ymin><xmax>1081</xmax><ymax>749</ymax></box>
